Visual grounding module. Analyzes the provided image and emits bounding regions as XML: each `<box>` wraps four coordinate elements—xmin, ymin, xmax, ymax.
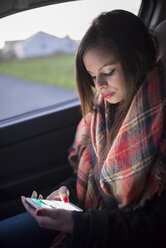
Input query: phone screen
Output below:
<box><xmin>26</xmin><ymin>198</ymin><xmax>82</xmax><ymax>211</ymax></box>
<box><xmin>32</xmin><ymin>198</ymin><xmax>51</xmax><ymax>208</ymax></box>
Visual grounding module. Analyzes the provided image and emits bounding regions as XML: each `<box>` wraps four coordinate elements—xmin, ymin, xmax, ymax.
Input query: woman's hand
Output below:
<box><xmin>21</xmin><ymin>196</ymin><xmax>73</xmax><ymax>234</ymax></box>
<box><xmin>46</xmin><ymin>186</ymin><xmax>70</xmax><ymax>203</ymax></box>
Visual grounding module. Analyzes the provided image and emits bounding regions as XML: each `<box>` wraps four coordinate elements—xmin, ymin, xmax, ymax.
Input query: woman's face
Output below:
<box><xmin>83</xmin><ymin>45</ymin><xmax>126</xmax><ymax>104</ymax></box>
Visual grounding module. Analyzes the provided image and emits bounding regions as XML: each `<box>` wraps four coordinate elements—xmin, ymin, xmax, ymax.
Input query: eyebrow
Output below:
<box><xmin>99</xmin><ymin>61</ymin><xmax>117</xmax><ymax>70</ymax></box>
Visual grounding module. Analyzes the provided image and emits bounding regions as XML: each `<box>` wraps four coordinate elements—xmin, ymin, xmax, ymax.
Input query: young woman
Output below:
<box><xmin>1</xmin><ymin>9</ymin><xmax>166</xmax><ymax>248</ymax></box>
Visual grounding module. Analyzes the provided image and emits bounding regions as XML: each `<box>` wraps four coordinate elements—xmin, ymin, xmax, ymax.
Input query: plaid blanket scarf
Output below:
<box><xmin>69</xmin><ymin>61</ymin><xmax>166</xmax><ymax>210</ymax></box>
<box><xmin>51</xmin><ymin>61</ymin><xmax>166</xmax><ymax>247</ymax></box>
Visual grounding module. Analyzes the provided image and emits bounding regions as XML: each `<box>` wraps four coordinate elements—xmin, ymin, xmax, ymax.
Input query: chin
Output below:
<box><xmin>106</xmin><ymin>99</ymin><xmax>121</xmax><ymax>104</ymax></box>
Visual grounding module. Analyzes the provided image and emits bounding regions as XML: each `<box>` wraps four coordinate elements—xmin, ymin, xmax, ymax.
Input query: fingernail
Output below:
<box><xmin>32</xmin><ymin>191</ymin><xmax>37</xmax><ymax>198</ymax></box>
<box><xmin>39</xmin><ymin>194</ymin><xmax>43</xmax><ymax>199</ymax></box>
<box><xmin>63</xmin><ymin>197</ymin><xmax>68</xmax><ymax>203</ymax></box>
<box><xmin>36</xmin><ymin>209</ymin><xmax>41</xmax><ymax>216</ymax></box>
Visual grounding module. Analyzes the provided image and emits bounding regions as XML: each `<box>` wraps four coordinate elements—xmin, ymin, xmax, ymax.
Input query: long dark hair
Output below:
<box><xmin>75</xmin><ymin>9</ymin><xmax>158</xmax><ymax>144</ymax></box>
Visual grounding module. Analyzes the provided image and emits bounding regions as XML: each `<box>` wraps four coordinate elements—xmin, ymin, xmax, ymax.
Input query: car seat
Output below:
<box><xmin>155</xmin><ymin>20</ymin><xmax>166</xmax><ymax>67</ymax></box>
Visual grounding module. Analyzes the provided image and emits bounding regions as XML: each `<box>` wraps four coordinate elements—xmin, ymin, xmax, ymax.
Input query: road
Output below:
<box><xmin>0</xmin><ymin>74</ymin><xmax>78</xmax><ymax>120</ymax></box>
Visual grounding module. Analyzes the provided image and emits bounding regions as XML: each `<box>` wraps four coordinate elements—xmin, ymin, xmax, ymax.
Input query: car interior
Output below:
<box><xmin>1</xmin><ymin>0</ymin><xmax>166</xmax><ymax>221</ymax></box>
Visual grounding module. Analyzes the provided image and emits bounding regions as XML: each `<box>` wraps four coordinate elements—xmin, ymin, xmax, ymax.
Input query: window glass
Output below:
<box><xmin>0</xmin><ymin>0</ymin><xmax>141</xmax><ymax>121</ymax></box>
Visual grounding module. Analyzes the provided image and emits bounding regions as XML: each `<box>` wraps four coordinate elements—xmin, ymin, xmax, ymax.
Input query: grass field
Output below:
<box><xmin>0</xmin><ymin>53</ymin><xmax>76</xmax><ymax>90</ymax></box>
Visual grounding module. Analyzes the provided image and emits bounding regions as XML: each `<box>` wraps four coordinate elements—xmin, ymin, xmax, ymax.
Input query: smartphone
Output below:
<box><xmin>25</xmin><ymin>198</ymin><xmax>83</xmax><ymax>212</ymax></box>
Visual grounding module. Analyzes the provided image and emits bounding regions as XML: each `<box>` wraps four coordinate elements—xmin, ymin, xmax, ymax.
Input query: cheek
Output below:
<box><xmin>116</xmin><ymin>73</ymin><xmax>126</xmax><ymax>94</ymax></box>
<box><xmin>110</xmin><ymin>75</ymin><xmax>125</xmax><ymax>92</ymax></box>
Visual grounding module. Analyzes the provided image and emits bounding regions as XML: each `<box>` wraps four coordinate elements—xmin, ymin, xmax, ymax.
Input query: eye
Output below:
<box><xmin>103</xmin><ymin>69</ymin><xmax>115</xmax><ymax>77</ymax></box>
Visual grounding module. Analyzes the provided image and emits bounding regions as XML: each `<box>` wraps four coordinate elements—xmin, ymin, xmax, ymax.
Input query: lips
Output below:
<box><xmin>102</xmin><ymin>92</ymin><xmax>115</xmax><ymax>99</ymax></box>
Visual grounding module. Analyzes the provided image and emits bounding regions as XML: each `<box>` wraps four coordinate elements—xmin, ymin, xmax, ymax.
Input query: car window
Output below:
<box><xmin>0</xmin><ymin>0</ymin><xmax>141</xmax><ymax>121</ymax></box>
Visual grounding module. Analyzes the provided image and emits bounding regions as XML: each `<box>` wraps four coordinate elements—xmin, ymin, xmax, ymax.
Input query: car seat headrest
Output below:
<box><xmin>155</xmin><ymin>20</ymin><xmax>166</xmax><ymax>67</ymax></box>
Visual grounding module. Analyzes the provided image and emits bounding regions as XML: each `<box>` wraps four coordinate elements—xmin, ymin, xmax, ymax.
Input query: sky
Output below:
<box><xmin>0</xmin><ymin>0</ymin><xmax>141</xmax><ymax>49</ymax></box>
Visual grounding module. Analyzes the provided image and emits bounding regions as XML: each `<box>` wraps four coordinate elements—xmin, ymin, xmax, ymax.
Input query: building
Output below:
<box><xmin>1</xmin><ymin>31</ymin><xmax>78</xmax><ymax>60</ymax></box>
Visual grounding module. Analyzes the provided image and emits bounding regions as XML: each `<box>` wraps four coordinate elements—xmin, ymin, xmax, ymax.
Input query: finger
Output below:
<box><xmin>46</xmin><ymin>194</ymin><xmax>61</xmax><ymax>200</ymax></box>
<box><xmin>21</xmin><ymin>196</ymin><xmax>28</xmax><ymax>209</ymax></box>
<box><xmin>31</xmin><ymin>191</ymin><xmax>38</xmax><ymax>198</ymax></box>
<box><xmin>38</xmin><ymin>194</ymin><xmax>43</xmax><ymax>199</ymax></box>
<box><xmin>21</xmin><ymin>196</ymin><xmax>38</xmax><ymax>219</ymax></box>
<box><xmin>46</xmin><ymin>189</ymin><xmax>64</xmax><ymax>201</ymax></box>
<box><xmin>46</xmin><ymin>190</ymin><xmax>61</xmax><ymax>200</ymax></box>
<box><xmin>59</xmin><ymin>186</ymin><xmax>69</xmax><ymax>203</ymax></box>
<box><xmin>36</xmin><ymin>207</ymin><xmax>55</xmax><ymax>217</ymax></box>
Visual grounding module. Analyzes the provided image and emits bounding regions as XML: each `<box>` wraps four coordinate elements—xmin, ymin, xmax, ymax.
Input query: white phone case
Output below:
<box><xmin>25</xmin><ymin>198</ymin><xmax>83</xmax><ymax>212</ymax></box>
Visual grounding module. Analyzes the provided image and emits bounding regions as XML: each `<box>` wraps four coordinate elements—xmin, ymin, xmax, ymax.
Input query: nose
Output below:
<box><xmin>95</xmin><ymin>75</ymin><xmax>108</xmax><ymax>90</ymax></box>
